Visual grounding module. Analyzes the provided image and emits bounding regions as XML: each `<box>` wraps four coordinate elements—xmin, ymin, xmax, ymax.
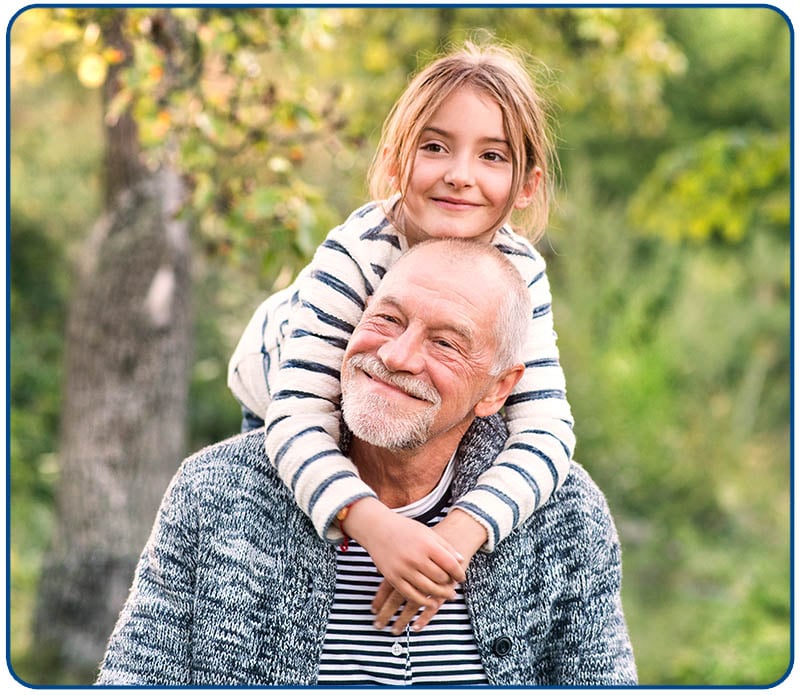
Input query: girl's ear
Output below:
<box><xmin>473</xmin><ymin>364</ymin><xmax>525</xmax><ymax>418</ymax></box>
<box><xmin>384</xmin><ymin>146</ymin><xmax>400</xmax><ymax>186</ymax></box>
<box><xmin>513</xmin><ymin>166</ymin><xmax>542</xmax><ymax>210</ymax></box>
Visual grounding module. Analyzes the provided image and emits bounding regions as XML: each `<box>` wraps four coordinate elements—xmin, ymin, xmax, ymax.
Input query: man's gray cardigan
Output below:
<box><xmin>96</xmin><ymin>416</ymin><xmax>637</xmax><ymax>686</ymax></box>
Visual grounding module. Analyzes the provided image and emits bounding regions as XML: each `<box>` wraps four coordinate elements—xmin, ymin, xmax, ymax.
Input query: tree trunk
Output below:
<box><xmin>32</xmin><ymin>167</ymin><xmax>192</xmax><ymax>683</ymax></box>
<box><xmin>102</xmin><ymin>10</ymin><xmax>147</xmax><ymax>207</ymax></box>
<box><xmin>29</xmin><ymin>11</ymin><xmax>193</xmax><ymax>682</ymax></box>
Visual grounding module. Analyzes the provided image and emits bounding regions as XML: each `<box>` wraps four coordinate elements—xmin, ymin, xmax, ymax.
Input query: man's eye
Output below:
<box><xmin>379</xmin><ymin>314</ymin><xmax>399</xmax><ymax>324</ymax></box>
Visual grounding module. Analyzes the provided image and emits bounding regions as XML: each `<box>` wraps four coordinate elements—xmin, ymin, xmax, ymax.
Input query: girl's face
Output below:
<box><xmin>397</xmin><ymin>87</ymin><xmax>538</xmax><ymax>246</ymax></box>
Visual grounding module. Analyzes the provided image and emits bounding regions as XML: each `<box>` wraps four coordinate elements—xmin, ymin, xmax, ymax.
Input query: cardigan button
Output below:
<box><xmin>492</xmin><ymin>636</ymin><xmax>513</xmax><ymax>656</ymax></box>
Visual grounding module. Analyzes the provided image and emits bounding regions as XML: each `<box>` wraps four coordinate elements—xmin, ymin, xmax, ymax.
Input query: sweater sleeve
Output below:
<box><xmin>453</xmin><ymin>231</ymin><xmax>575</xmax><ymax>551</ymax></box>
<box><xmin>263</xmin><ymin>202</ymin><xmax>404</xmax><ymax>542</ymax></box>
<box><xmin>463</xmin><ymin>446</ymin><xmax>636</xmax><ymax>686</ymax></box>
<box><xmin>95</xmin><ymin>465</ymin><xmax>197</xmax><ymax>685</ymax></box>
<box><xmin>538</xmin><ymin>469</ymin><xmax>638</xmax><ymax>685</ymax></box>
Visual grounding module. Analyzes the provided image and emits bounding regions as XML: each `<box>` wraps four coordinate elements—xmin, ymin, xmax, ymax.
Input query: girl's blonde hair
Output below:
<box><xmin>368</xmin><ymin>39</ymin><xmax>557</xmax><ymax>241</ymax></box>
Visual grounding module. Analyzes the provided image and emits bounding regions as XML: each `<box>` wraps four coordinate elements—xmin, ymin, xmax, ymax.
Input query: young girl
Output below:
<box><xmin>228</xmin><ymin>40</ymin><xmax>575</xmax><ymax>629</ymax></box>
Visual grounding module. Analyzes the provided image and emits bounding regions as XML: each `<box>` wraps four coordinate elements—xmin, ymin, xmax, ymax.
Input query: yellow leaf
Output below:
<box><xmin>363</xmin><ymin>42</ymin><xmax>390</xmax><ymax>72</ymax></box>
<box><xmin>103</xmin><ymin>48</ymin><xmax>126</xmax><ymax>65</ymax></box>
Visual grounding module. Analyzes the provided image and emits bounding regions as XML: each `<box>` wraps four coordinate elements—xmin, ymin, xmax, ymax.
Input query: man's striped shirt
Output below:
<box><xmin>318</xmin><ymin>461</ymin><xmax>488</xmax><ymax>685</ymax></box>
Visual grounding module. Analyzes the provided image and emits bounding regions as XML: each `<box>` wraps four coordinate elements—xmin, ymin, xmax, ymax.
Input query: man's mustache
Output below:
<box><xmin>347</xmin><ymin>353</ymin><xmax>441</xmax><ymax>405</ymax></box>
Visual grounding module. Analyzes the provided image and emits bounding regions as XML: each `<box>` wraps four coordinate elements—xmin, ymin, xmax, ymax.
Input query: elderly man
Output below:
<box><xmin>96</xmin><ymin>239</ymin><xmax>637</xmax><ymax>686</ymax></box>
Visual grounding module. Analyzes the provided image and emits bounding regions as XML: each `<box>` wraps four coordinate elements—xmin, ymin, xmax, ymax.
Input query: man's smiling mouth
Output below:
<box><xmin>349</xmin><ymin>353</ymin><xmax>441</xmax><ymax>405</ymax></box>
<box><xmin>363</xmin><ymin>370</ymin><xmax>427</xmax><ymax>401</ymax></box>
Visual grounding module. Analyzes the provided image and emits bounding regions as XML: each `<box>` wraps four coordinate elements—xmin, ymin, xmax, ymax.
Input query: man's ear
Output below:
<box><xmin>473</xmin><ymin>364</ymin><xmax>525</xmax><ymax>418</ymax></box>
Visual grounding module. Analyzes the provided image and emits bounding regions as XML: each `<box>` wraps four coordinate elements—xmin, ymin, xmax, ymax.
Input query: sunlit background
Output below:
<box><xmin>8</xmin><ymin>5</ymin><xmax>791</xmax><ymax>686</ymax></box>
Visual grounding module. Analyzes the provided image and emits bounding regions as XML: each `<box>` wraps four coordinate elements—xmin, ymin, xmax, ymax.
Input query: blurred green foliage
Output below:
<box><xmin>629</xmin><ymin>130</ymin><xmax>790</xmax><ymax>243</ymax></box>
<box><xmin>8</xmin><ymin>5</ymin><xmax>791</xmax><ymax>686</ymax></box>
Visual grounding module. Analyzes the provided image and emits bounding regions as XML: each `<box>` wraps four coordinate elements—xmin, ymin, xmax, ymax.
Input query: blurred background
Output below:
<box><xmin>7</xmin><ymin>5</ymin><xmax>791</xmax><ymax>687</ymax></box>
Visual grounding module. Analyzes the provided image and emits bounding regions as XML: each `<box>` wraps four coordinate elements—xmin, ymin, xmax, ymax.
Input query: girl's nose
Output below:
<box><xmin>443</xmin><ymin>155</ymin><xmax>475</xmax><ymax>188</ymax></box>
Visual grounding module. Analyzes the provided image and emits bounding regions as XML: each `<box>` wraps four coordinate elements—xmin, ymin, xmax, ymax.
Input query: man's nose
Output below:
<box><xmin>377</xmin><ymin>328</ymin><xmax>425</xmax><ymax>374</ymax></box>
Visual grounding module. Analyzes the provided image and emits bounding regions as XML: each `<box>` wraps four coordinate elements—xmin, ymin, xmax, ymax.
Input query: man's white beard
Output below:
<box><xmin>341</xmin><ymin>354</ymin><xmax>441</xmax><ymax>451</ymax></box>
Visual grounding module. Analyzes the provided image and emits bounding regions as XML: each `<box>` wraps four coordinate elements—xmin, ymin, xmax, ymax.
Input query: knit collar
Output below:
<box><xmin>339</xmin><ymin>415</ymin><xmax>504</xmax><ymax>504</ymax></box>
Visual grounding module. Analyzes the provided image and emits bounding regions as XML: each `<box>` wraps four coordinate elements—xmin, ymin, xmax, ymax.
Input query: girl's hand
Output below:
<box><xmin>432</xmin><ymin>508</ymin><xmax>488</xmax><ymax>563</ymax></box>
<box><xmin>368</xmin><ymin>508</ymin><xmax>488</xmax><ymax>633</ymax></box>
<box><xmin>371</xmin><ymin>581</ymin><xmax>444</xmax><ymax>635</ymax></box>
<box><xmin>344</xmin><ymin>498</ymin><xmax>466</xmax><ymax>606</ymax></box>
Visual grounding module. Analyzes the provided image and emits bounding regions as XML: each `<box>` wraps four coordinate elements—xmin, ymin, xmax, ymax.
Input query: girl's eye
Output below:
<box><xmin>421</xmin><ymin>142</ymin><xmax>445</xmax><ymax>153</ymax></box>
<box><xmin>483</xmin><ymin>151</ymin><xmax>508</xmax><ymax>163</ymax></box>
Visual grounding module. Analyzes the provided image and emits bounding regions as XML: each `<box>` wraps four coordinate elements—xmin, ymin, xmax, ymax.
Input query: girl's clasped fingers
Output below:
<box><xmin>371</xmin><ymin>579</ymin><xmax>395</xmax><ymax>615</ymax></box>
<box><xmin>389</xmin><ymin>600</ymin><xmax>425</xmax><ymax>635</ymax></box>
<box><xmin>376</xmin><ymin>594</ymin><xmax>446</xmax><ymax>635</ymax></box>
<box><xmin>428</xmin><ymin>542</ymin><xmax>466</xmax><ymax>584</ymax></box>
<box><xmin>411</xmin><ymin>598</ymin><xmax>445</xmax><ymax>633</ymax></box>
<box><xmin>397</xmin><ymin>573</ymin><xmax>454</xmax><ymax>605</ymax></box>
<box><xmin>372</xmin><ymin>586</ymin><xmax>407</xmax><ymax>629</ymax></box>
